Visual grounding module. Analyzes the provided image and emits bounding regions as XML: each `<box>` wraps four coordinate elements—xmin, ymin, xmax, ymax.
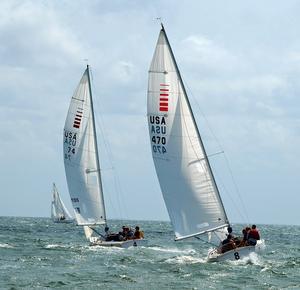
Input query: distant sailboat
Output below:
<box><xmin>51</xmin><ymin>183</ymin><xmax>73</xmax><ymax>223</ymax></box>
<box><xmin>63</xmin><ymin>65</ymin><xmax>146</xmax><ymax>248</ymax></box>
<box><xmin>147</xmin><ymin>24</ymin><xmax>263</xmax><ymax>261</ymax></box>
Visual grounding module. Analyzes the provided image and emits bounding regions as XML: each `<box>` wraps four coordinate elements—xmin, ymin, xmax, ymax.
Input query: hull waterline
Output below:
<box><xmin>207</xmin><ymin>240</ymin><xmax>265</xmax><ymax>262</ymax></box>
<box><xmin>89</xmin><ymin>239</ymin><xmax>148</xmax><ymax>248</ymax></box>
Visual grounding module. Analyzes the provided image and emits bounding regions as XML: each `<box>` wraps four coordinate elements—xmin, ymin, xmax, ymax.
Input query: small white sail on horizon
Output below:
<box><xmin>51</xmin><ymin>183</ymin><xmax>73</xmax><ymax>223</ymax></box>
<box><xmin>63</xmin><ymin>65</ymin><xmax>147</xmax><ymax>248</ymax></box>
<box><xmin>147</xmin><ymin>24</ymin><xmax>263</xmax><ymax>261</ymax></box>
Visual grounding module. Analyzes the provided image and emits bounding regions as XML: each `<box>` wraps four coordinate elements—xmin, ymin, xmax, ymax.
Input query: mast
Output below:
<box><xmin>86</xmin><ymin>65</ymin><xmax>107</xmax><ymax>226</ymax></box>
<box><xmin>160</xmin><ymin>23</ymin><xmax>229</xmax><ymax>227</ymax></box>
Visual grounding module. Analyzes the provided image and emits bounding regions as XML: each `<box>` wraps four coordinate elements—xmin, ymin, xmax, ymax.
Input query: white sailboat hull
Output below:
<box><xmin>89</xmin><ymin>238</ymin><xmax>148</xmax><ymax>248</ymax></box>
<box><xmin>207</xmin><ymin>240</ymin><xmax>265</xmax><ymax>262</ymax></box>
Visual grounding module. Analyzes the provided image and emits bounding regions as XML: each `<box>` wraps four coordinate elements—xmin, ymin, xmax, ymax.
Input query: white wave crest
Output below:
<box><xmin>165</xmin><ymin>255</ymin><xmax>206</xmax><ymax>264</ymax></box>
<box><xmin>229</xmin><ymin>252</ymin><xmax>262</xmax><ymax>266</ymax></box>
<box><xmin>0</xmin><ymin>243</ymin><xmax>14</xmax><ymax>248</ymax></box>
<box><xmin>148</xmin><ymin>246</ymin><xmax>196</xmax><ymax>255</ymax></box>
<box><xmin>45</xmin><ymin>244</ymin><xmax>66</xmax><ymax>249</ymax></box>
<box><xmin>87</xmin><ymin>245</ymin><xmax>123</xmax><ymax>252</ymax></box>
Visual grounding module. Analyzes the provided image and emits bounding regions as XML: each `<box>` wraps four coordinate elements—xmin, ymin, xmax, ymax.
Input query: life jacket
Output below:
<box><xmin>248</xmin><ymin>229</ymin><xmax>260</xmax><ymax>240</ymax></box>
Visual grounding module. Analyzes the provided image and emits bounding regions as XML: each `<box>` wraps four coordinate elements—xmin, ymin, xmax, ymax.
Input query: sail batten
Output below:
<box><xmin>63</xmin><ymin>67</ymin><xmax>106</xmax><ymax>226</ymax></box>
<box><xmin>147</xmin><ymin>26</ymin><xmax>228</xmax><ymax>239</ymax></box>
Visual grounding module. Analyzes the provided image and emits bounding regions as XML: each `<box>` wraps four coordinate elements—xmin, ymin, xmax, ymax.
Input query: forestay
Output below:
<box><xmin>147</xmin><ymin>26</ymin><xmax>229</xmax><ymax>240</ymax></box>
<box><xmin>63</xmin><ymin>67</ymin><xmax>106</xmax><ymax>226</ymax></box>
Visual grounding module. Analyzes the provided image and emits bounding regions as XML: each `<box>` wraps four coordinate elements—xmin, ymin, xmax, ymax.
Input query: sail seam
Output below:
<box><xmin>72</xmin><ymin>97</ymin><xmax>84</xmax><ymax>102</ymax></box>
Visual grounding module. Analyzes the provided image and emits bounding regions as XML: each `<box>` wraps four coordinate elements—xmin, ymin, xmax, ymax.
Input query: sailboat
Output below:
<box><xmin>147</xmin><ymin>24</ymin><xmax>263</xmax><ymax>261</ymax></box>
<box><xmin>63</xmin><ymin>65</ymin><xmax>147</xmax><ymax>248</ymax></box>
<box><xmin>51</xmin><ymin>183</ymin><xmax>73</xmax><ymax>223</ymax></box>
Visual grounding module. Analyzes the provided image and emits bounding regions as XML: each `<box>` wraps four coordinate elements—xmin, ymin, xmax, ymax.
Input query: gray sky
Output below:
<box><xmin>1</xmin><ymin>0</ymin><xmax>299</xmax><ymax>225</ymax></box>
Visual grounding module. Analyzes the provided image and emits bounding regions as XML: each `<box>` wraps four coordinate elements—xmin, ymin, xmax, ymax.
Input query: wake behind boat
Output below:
<box><xmin>63</xmin><ymin>65</ymin><xmax>146</xmax><ymax>248</ymax></box>
<box><xmin>51</xmin><ymin>183</ymin><xmax>73</xmax><ymax>223</ymax></box>
<box><xmin>147</xmin><ymin>24</ymin><xmax>263</xmax><ymax>261</ymax></box>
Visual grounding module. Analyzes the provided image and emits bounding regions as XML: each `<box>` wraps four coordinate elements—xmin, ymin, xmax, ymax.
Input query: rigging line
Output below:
<box><xmin>161</xmin><ymin>25</ymin><xmax>229</xmax><ymax>221</ymax></box>
<box><xmin>99</xmin><ymin>167</ymin><xmax>114</xmax><ymax>171</ymax></box>
<box><xmin>161</xmin><ymin>41</ymin><xmax>225</xmax><ymax>218</ymax></box>
<box><xmin>194</xmin><ymin>236</ymin><xmax>218</xmax><ymax>247</ymax></box>
<box><xmin>222</xmin><ymin>153</ymin><xmax>250</xmax><ymax>223</ymax></box>
<box><xmin>183</xmin><ymin>78</ymin><xmax>250</xmax><ymax>224</ymax></box>
<box><xmin>208</xmin><ymin>151</ymin><xmax>224</xmax><ymax>158</ymax></box>
<box><xmin>214</xmin><ymin>173</ymin><xmax>248</xmax><ymax>223</ymax></box>
<box><xmin>89</xmin><ymin>67</ymin><xmax>128</xmax><ymax>222</ymax></box>
<box><xmin>178</xmin><ymin>87</ymin><xmax>224</xmax><ymax>215</ymax></box>
<box><xmin>180</xmin><ymin>87</ymin><xmax>245</xmax><ymax>223</ymax></box>
<box><xmin>112</xmin><ymin>167</ymin><xmax>129</xmax><ymax>221</ymax></box>
<box><xmin>212</xmin><ymin>230</ymin><xmax>223</xmax><ymax>242</ymax></box>
<box><xmin>89</xmin><ymin>226</ymin><xmax>105</xmax><ymax>238</ymax></box>
<box><xmin>88</xmin><ymin>68</ymin><xmax>121</xmax><ymax>219</ymax></box>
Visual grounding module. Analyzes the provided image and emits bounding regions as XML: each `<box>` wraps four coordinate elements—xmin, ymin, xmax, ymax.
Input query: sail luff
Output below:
<box><xmin>86</xmin><ymin>65</ymin><xmax>107</xmax><ymax>225</ymax></box>
<box><xmin>160</xmin><ymin>25</ymin><xmax>229</xmax><ymax>224</ymax></box>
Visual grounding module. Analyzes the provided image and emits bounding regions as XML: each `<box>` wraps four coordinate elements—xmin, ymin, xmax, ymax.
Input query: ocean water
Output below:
<box><xmin>0</xmin><ymin>217</ymin><xmax>299</xmax><ymax>289</ymax></box>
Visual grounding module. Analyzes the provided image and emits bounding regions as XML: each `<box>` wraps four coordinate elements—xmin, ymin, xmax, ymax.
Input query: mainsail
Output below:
<box><xmin>147</xmin><ymin>25</ymin><xmax>229</xmax><ymax>240</ymax></box>
<box><xmin>63</xmin><ymin>65</ymin><xmax>106</xmax><ymax>226</ymax></box>
<box><xmin>51</xmin><ymin>183</ymin><xmax>73</xmax><ymax>222</ymax></box>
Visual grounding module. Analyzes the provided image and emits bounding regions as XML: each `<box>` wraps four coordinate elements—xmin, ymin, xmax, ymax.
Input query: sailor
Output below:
<box><xmin>227</xmin><ymin>226</ymin><xmax>233</xmax><ymax>235</ymax></box>
<box><xmin>248</xmin><ymin>224</ymin><xmax>260</xmax><ymax>245</ymax></box>
<box><xmin>133</xmin><ymin>226</ymin><xmax>144</xmax><ymax>239</ymax></box>
<box><xmin>121</xmin><ymin>226</ymin><xmax>127</xmax><ymax>238</ymax></box>
<box><xmin>104</xmin><ymin>226</ymin><xmax>114</xmax><ymax>241</ymax></box>
<box><xmin>126</xmin><ymin>227</ymin><xmax>134</xmax><ymax>239</ymax></box>
<box><xmin>120</xmin><ymin>226</ymin><xmax>128</xmax><ymax>240</ymax></box>
<box><xmin>219</xmin><ymin>226</ymin><xmax>236</xmax><ymax>253</ymax></box>
<box><xmin>222</xmin><ymin>233</ymin><xmax>233</xmax><ymax>245</ymax></box>
<box><xmin>104</xmin><ymin>226</ymin><xmax>122</xmax><ymax>241</ymax></box>
<box><xmin>221</xmin><ymin>226</ymin><xmax>234</xmax><ymax>244</ymax></box>
<box><xmin>104</xmin><ymin>226</ymin><xmax>111</xmax><ymax>237</ymax></box>
<box><xmin>238</xmin><ymin>228</ymin><xmax>248</xmax><ymax>247</ymax></box>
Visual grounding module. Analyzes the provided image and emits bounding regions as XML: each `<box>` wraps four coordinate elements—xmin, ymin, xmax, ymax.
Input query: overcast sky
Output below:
<box><xmin>1</xmin><ymin>0</ymin><xmax>299</xmax><ymax>226</ymax></box>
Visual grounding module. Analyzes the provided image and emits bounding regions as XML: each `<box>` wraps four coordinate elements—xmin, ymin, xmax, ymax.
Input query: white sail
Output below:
<box><xmin>147</xmin><ymin>26</ymin><xmax>229</xmax><ymax>240</ymax></box>
<box><xmin>51</xmin><ymin>183</ymin><xmax>73</xmax><ymax>222</ymax></box>
<box><xmin>83</xmin><ymin>225</ymin><xmax>95</xmax><ymax>240</ymax></box>
<box><xmin>63</xmin><ymin>67</ymin><xmax>106</xmax><ymax>226</ymax></box>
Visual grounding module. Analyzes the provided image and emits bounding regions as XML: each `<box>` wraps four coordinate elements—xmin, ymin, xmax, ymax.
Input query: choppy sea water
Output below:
<box><xmin>0</xmin><ymin>217</ymin><xmax>299</xmax><ymax>289</ymax></box>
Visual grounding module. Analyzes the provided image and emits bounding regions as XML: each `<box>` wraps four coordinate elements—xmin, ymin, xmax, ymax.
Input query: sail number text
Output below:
<box><xmin>64</xmin><ymin>130</ymin><xmax>77</xmax><ymax>160</ymax></box>
<box><xmin>149</xmin><ymin>115</ymin><xmax>167</xmax><ymax>154</ymax></box>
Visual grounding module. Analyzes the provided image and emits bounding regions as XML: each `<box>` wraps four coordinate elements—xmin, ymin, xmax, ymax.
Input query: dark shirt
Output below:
<box><xmin>222</xmin><ymin>234</ymin><xmax>233</xmax><ymax>245</ymax></box>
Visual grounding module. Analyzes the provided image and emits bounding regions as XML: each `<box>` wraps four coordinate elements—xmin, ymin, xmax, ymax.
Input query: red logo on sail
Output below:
<box><xmin>73</xmin><ymin>108</ymin><xmax>83</xmax><ymax>129</ymax></box>
<box><xmin>159</xmin><ymin>84</ymin><xmax>169</xmax><ymax>112</ymax></box>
